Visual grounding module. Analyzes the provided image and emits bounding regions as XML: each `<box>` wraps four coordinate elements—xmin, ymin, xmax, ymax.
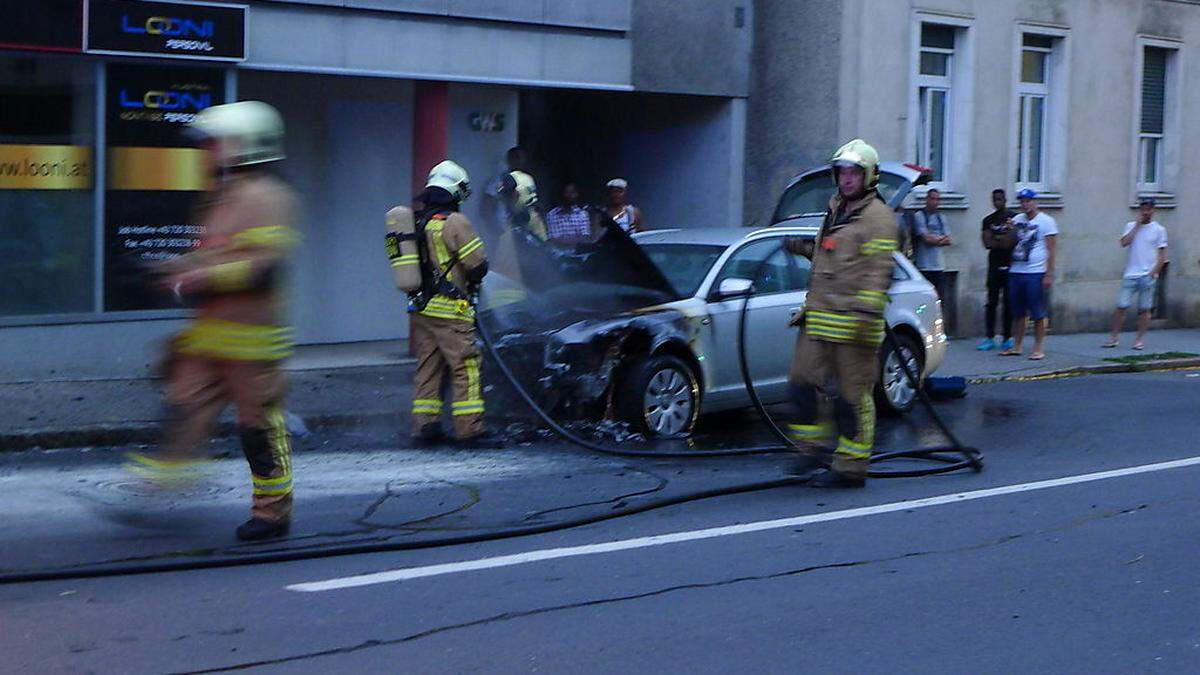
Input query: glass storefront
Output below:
<box><xmin>0</xmin><ymin>54</ymin><xmax>226</xmax><ymax>319</ymax></box>
<box><xmin>0</xmin><ymin>56</ymin><xmax>95</xmax><ymax>316</ymax></box>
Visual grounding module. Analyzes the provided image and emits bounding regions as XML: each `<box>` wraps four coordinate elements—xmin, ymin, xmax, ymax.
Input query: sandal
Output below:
<box><xmin>1028</xmin><ymin>352</ymin><xmax>1046</xmax><ymax>360</ymax></box>
<box><xmin>999</xmin><ymin>348</ymin><xmax>1021</xmax><ymax>356</ymax></box>
<box><xmin>1131</xmin><ymin>342</ymin><xmax>1145</xmax><ymax>350</ymax></box>
<box><xmin>1101</xmin><ymin>340</ymin><xmax>1119</xmax><ymax>348</ymax></box>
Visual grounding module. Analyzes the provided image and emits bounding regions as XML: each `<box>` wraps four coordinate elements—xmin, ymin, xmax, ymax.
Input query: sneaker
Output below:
<box><xmin>976</xmin><ymin>338</ymin><xmax>996</xmax><ymax>351</ymax></box>
<box><xmin>1001</xmin><ymin>338</ymin><xmax>1015</xmax><ymax>351</ymax></box>
<box><xmin>236</xmin><ymin>518</ymin><xmax>290</xmax><ymax>541</ymax></box>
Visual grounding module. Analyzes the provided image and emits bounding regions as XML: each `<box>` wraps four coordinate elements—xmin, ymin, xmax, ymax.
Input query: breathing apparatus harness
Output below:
<box><xmin>396</xmin><ymin>208</ymin><xmax>470</xmax><ymax>313</ymax></box>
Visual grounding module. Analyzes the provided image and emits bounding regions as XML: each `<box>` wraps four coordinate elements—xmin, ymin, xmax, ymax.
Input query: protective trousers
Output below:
<box><xmin>410</xmin><ymin>312</ymin><xmax>485</xmax><ymax>439</ymax></box>
<box><xmin>162</xmin><ymin>355</ymin><xmax>293</xmax><ymax>523</ymax></box>
<box><xmin>787</xmin><ymin>332</ymin><xmax>880</xmax><ymax>479</ymax></box>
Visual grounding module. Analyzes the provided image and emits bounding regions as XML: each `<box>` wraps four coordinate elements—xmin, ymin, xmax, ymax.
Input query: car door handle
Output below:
<box><xmin>788</xmin><ymin>307</ymin><xmax>803</xmax><ymax>319</ymax></box>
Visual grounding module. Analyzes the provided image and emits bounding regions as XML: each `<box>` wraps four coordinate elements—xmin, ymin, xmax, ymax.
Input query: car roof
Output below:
<box><xmin>634</xmin><ymin>226</ymin><xmax>819</xmax><ymax>247</ymax></box>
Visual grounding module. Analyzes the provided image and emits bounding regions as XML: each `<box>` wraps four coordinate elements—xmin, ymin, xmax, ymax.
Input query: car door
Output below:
<box><xmin>702</xmin><ymin>237</ymin><xmax>811</xmax><ymax>407</ymax></box>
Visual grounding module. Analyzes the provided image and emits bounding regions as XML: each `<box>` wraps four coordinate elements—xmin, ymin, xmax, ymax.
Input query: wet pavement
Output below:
<box><xmin>3</xmin><ymin>368</ymin><xmax>1199</xmax><ymax>673</ymax></box>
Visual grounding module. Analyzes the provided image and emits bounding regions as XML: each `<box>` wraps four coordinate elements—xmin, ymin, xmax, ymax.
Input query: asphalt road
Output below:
<box><xmin>2</xmin><ymin>369</ymin><xmax>1199</xmax><ymax>674</ymax></box>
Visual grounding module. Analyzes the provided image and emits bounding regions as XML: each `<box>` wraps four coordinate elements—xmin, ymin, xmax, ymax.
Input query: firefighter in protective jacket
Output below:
<box><xmin>394</xmin><ymin>161</ymin><xmax>494</xmax><ymax>447</ymax></box>
<box><xmin>127</xmin><ymin>101</ymin><xmax>300</xmax><ymax>541</ymax></box>
<box><xmin>784</xmin><ymin>139</ymin><xmax>897</xmax><ymax>488</ymax></box>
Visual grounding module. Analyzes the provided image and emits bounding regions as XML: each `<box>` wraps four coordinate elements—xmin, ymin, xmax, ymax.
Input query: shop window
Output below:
<box><xmin>0</xmin><ymin>56</ymin><xmax>95</xmax><ymax>317</ymax></box>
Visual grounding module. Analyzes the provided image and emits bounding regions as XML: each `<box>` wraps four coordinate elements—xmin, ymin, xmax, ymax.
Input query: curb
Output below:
<box><xmin>0</xmin><ymin>411</ymin><xmax>406</xmax><ymax>453</ymax></box>
<box><xmin>965</xmin><ymin>357</ymin><xmax>1200</xmax><ymax>385</ymax></box>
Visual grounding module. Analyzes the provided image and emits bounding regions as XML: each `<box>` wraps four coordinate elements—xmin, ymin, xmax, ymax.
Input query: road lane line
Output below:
<box><xmin>287</xmin><ymin>455</ymin><xmax>1200</xmax><ymax>593</ymax></box>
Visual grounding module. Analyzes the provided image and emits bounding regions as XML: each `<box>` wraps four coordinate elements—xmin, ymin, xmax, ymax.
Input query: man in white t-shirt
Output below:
<box><xmin>999</xmin><ymin>188</ymin><xmax>1058</xmax><ymax>360</ymax></box>
<box><xmin>1103</xmin><ymin>198</ymin><xmax>1168</xmax><ymax>350</ymax></box>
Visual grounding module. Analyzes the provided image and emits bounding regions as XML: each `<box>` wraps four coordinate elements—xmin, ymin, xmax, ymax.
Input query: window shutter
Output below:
<box><xmin>1142</xmin><ymin>47</ymin><xmax>1167</xmax><ymax>135</ymax></box>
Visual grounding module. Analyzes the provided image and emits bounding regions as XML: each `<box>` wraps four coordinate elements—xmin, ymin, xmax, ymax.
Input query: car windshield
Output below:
<box><xmin>639</xmin><ymin>244</ymin><xmax>726</xmax><ymax>297</ymax></box>
<box><xmin>772</xmin><ymin>169</ymin><xmax>909</xmax><ymax>222</ymax></box>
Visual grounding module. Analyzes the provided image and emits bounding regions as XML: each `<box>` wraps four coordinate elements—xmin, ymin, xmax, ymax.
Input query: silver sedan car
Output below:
<box><xmin>623</xmin><ymin>226</ymin><xmax>948</xmax><ymax>437</ymax></box>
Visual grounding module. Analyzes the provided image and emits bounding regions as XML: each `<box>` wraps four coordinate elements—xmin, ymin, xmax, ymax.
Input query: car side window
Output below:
<box><xmin>716</xmin><ymin>239</ymin><xmax>807</xmax><ymax>295</ymax></box>
<box><xmin>892</xmin><ymin>259</ymin><xmax>911</xmax><ymax>281</ymax></box>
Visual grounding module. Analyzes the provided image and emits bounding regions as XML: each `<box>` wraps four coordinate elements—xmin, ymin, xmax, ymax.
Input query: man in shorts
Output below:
<box><xmin>1103</xmin><ymin>198</ymin><xmax>1168</xmax><ymax>350</ymax></box>
<box><xmin>999</xmin><ymin>188</ymin><xmax>1058</xmax><ymax>360</ymax></box>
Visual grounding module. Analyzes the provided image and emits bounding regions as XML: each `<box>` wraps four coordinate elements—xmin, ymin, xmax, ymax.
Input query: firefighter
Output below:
<box><xmin>784</xmin><ymin>139</ymin><xmax>897</xmax><ymax>488</ymax></box>
<box><xmin>402</xmin><ymin>161</ymin><xmax>497</xmax><ymax>447</ymax></box>
<box><xmin>126</xmin><ymin>101</ymin><xmax>300</xmax><ymax>540</ymax></box>
<box><xmin>498</xmin><ymin>168</ymin><xmax>547</xmax><ymax>242</ymax></box>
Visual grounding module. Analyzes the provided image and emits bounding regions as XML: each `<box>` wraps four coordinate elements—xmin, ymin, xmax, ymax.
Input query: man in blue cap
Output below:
<box><xmin>999</xmin><ymin>188</ymin><xmax>1058</xmax><ymax>360</ymax></box>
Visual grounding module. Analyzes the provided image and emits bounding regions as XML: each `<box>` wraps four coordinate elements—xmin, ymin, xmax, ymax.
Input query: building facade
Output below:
<box><xmin>0</xmin><ymin>0</ymin><xmax>752</xmax><ymax>379</ymax></box>
<box><xmin>748</xmin><ymin>0</ymin><xmax>1200</xmax><ymax>335</ymax></box>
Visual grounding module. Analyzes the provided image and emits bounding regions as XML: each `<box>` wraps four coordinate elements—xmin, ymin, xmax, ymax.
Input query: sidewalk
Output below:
<box><xmin>2</xmin><ymin>331</ymin><xmax>1197</xmax><ymax>451</ymax></box>
<box><xmin>0</xmin><ymin>340</ymin><xmax>416</xmax><ymax>451</ymax></box>
<box><xmin>938</xmin><ymin>328</ymin><xmax>1200</xmax><ymax>382</ymax></box>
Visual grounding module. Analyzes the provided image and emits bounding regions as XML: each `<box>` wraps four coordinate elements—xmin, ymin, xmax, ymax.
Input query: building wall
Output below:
<box><xmin>743</xmin><ymin>0</ymin><xmax>844</xmax><ymax>228</ymax></box>
<box><xmin>631</xmin><ymin>0</ymin><xmax>753</xmax><ymax>97</ymax></box>
<box><xmin>244</xmin><ymin>0</ymin><xmax>633</xmax><ymax>89</ymax></box>
<box><xmin>253</xmin><ymin>0</ymin><xmax>633</xmax><ymax>32</ymax></box>
<box><xmin>751</xmin><ymin>0</ymin><xmax>1200</xmax><ymax>333</ymax></box>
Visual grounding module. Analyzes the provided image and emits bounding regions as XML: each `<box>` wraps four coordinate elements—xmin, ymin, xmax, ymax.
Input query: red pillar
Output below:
<box><xmin>412</xmin><ymin>81</ymin><xmax>449</xmax><ymax>197</ymax></box>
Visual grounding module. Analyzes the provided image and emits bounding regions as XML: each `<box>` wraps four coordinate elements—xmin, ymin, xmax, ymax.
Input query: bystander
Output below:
<box><xmin>1103</xmin><ymin>198</ymin><xmax>1168</xmax><ymax>350</ymax></box>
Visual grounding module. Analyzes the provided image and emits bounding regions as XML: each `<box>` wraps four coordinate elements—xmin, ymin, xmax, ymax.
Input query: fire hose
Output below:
<box><xmin>0</xmin><ymin>241</ymin><xmax>979</xmax><ymax>585</ymax></box>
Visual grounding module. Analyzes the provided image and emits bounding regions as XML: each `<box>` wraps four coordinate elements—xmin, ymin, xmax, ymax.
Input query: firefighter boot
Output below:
<box><xmin>806</xmin><ymin>468</ymin><xmax>866</xmax><ymax>489</ymax></box>
<box><xmin>411</xmin><ymin>423</ymin><xmax>447</xmax><ymax>447</ymax></box>
<box><xmin>236</xmin><ymin>517</ymin><xmax>291</xmax><ymax>541</ymax></box>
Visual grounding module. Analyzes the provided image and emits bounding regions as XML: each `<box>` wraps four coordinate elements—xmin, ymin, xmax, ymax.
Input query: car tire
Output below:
<box><xmin>876</xmin><ymin>331</ymin><xmax>924</xmax><ymax>416</ymax></box>
<box><xmin>615</xmin><ymin>354</ymin><xmax>700</xmax><ymax>438</ymax></box>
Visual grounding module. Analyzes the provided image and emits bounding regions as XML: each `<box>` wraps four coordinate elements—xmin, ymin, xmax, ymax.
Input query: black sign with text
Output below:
<box><xmin>88</xmin><ymin>0</ymin><xmax>246</xmax><ymax>61</ymax></box>
<box><xmin>0</xmin><ymin>0</ymin><xmax>84</xmax><ymax>52</ymax></box>
<box><xmin>103</xmin><ymin>64</ymin><xmax>224</xmax><ymax>311</ymax></box>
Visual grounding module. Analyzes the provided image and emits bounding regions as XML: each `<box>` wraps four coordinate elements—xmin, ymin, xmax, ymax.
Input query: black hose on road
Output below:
<box><xmin>0</xmin><ymin>244</ymin><xmax>980</xmax><ymax>585</ymax></box>
<box><xmin>733</xmin><ymin>241</ymin><xmax>983</xmax><ymax>478</ymax></box>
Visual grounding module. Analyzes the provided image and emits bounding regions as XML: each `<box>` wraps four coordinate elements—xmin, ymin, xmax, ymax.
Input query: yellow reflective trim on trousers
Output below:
<box><xmin>177</xmin><ymin>319</ymin><xmax>294</xmax><ymax>360</ymax></box>
<box><xmin>267</xmin><ymin>403</ymin><xmax>292</xmax><ymax>476</ymax></box>
<box><xmin>465</xmin><ymin>355</ymin><xmax>481</xmax><ymax>402</ymax></box>
<box><xmin>835</xmin><ymin>440</ymin><xmax>872</xmax><ymax>459</ymax></box>
<box><xmin>413</xmin><ymin>398</ymin><xmax>443</xmax><ymax>414</ymax></box>
<box><xmin>807</xmin><ymin>310</ymin><xmax>857</xmax><ymax>325</ymax></box>
<box><xmin>788</xmin><ymin>423</ymin><xmax>833</xmax><ymax>440</ymax></box>
<box><xmin>210</xmin><ymin>260</ymin><xmax>254</xmax><ymax>293</ymax></box>
<box><xmin>457</xmin><ymin>237</ymin><xmax>483</xmax><ymax>258</ymax></box>
<box><xmin>232</xmin><ymin>225</ymin><xmax>301</xmax><ymax>250</ymax></box>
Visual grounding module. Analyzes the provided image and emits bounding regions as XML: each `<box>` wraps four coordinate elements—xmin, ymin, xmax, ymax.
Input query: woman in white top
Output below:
<box><xmin>604</xmin><ymin>178</ymin><xmax>644</xmax><ymax>233</ymax></box>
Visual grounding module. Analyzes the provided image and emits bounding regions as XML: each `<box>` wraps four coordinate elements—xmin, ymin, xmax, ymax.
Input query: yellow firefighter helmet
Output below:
<box><xmin>830</xmin><ymin>138</ymin><xmax>880</xmax><ymax>189</ymax></box>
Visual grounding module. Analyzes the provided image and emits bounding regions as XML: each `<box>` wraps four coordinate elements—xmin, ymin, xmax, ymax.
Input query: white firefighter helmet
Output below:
<box><xmin>188</xmin><ymin>101</ymin><xmax>286</xmax><ymax>168</ymax></box>
<box><xmin>426</xmin><ymin>160</ymin><xmax>472</xmax><ymax>202</ymax></box>
<box><xmin>507</xmin><ymin>170</ymin><xmax>538</xmax><ymax>210</ymax></box>
<box><xmin>830</xmin><ymin>138</ymin><xmax>880</xmax><ymax>189</ymax></box>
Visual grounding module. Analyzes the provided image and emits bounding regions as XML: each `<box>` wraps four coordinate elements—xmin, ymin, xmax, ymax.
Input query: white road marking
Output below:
<box><xmin>287</xmin><ymin>455</ymin><xmax>1200</xmax><ymax>593</ymax></box>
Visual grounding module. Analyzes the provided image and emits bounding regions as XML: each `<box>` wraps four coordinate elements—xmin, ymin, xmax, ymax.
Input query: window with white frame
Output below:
<box><xmin>915</xmin><ymin>23</ymin><xmax>955</xmax><ymax>181</ymax></box>
<box><xmin>1015</xmin><ymin>33</ymin><xmax>1053</xmax><ymax>186</ymax></box>
<box><xmin>1138</xmin><ymin>45</ymin><xmax>1175</xmax><ymax>192</ymax></box>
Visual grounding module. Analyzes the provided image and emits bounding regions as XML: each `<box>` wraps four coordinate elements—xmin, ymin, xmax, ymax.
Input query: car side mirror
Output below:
<box><xmin>714</xmin><ymin>278</ymin><xmax>754</xmax><ymax>300</ymax></box>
